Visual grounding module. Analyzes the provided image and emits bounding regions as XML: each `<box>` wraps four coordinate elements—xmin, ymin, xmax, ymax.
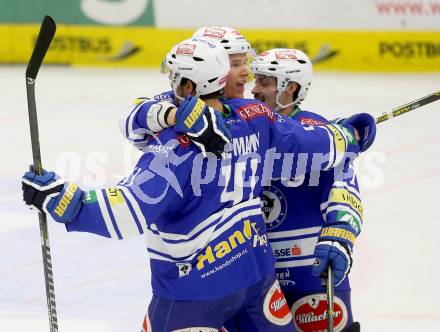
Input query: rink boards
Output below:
<box><xmin>0</xmin><ymin>24</ymin><xmax>439</xmax><ymax>72</ymax></box>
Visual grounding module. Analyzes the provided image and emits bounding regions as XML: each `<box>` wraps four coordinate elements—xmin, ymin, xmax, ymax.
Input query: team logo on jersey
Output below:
<box><xmin>176</xmin><ymin>44</ymin><xmax>196</xmax><ymax>56</ymax></box>
<box><xmin>292</xmin><ymin>294</ymin><xmax>348</xmax><ymax>332</ymax></box>
<box><xmin>262</xmin><ymin>186</ymin><xmax>288</xmax><ymax>230</ymax></box>
<box><xmin>176</xmin><ymin>262</ymin><xmax>192</xmax><ymax>277</ymax></box>
<box><xmin>237</xmin><ymin>103</ymin><xmax>275</xmax><ymax>122</ymax></box>
<box><xmin>263</xmin><ymin>280</ymin><xmax>292</xmax><ymax>326</ymax></box>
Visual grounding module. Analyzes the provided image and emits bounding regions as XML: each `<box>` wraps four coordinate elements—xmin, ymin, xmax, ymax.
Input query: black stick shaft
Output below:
<box><xmin>327</xmin><ymin>265</ymin><xmax>335</xmax><ymax>332</ymax></box>
<box><xmin>376</xmin><ymin>90</ymin><xmax>440</xmax><ymax>124</ymax></box>
<box><xmin>26</xmin><ymin>16</ymin><xmax>59</xmax><ymax>332</ymax></box>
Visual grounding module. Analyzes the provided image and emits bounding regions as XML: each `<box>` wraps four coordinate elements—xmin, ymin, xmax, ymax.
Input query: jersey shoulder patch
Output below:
<box><xmin>295</xmin><ymin>110</ymin><xmax>329</xmax><ymax>126</ymax></box>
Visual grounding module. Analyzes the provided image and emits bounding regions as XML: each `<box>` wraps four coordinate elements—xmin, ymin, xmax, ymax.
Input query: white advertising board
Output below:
<box><xmin>154</xmin><ymin>0</ymin><xmax>440</xmax><ymax>30</ymax></box>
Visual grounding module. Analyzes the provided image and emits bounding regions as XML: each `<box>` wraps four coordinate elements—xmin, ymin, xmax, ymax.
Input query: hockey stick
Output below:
<box><xmin>326</xmin><ymin>91</ymin><xmax>440</xmax><ymax>330</ymax></box>
<box><xmin>326</xmin><ymin>265</ymin><xmax>335</xmax><ymax>332</ymax></box>
<box><xmin>325</xmin><ymin>266</ymin><xmax>362</xmax><ymax>332</ymax></box>
<box><xmin>25</xmin><ymin>16</ymin><xmax>58</xmax><ymax>332</ymax></box>
<box><xmin>376</xmin><ymin>90</ymin><xmax>440</xmax><ymax>124</ymax></box>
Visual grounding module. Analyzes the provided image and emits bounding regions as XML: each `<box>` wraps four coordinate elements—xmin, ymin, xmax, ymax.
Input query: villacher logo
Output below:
<box><xmin>292</xmin><ymin>294</ymin><xmax>348</xmax><ymax>332</ymax></box>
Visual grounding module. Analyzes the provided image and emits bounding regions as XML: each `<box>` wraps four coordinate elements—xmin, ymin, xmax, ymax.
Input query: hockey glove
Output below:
<box><xmin>22</xmin><ymin>168</ymin><xmax>83</xmax><ymax>223</ymax></box>
<box><xmin>312</xmin><ymin>222</ymin><xmax>358</xmax><ymax>286</ymax></box>
<box><xmin>175</xmin><ymin>96</ymin><xmax>231</xmax><ymax>158</ymax></box>
<box><xmin>145</xmin><ymin>100</ymin><xmax>176</xmax><ymax>132</ymax></box>
<box><xmin>341</xmin><ymin>113</ymin><xmax>376</xmax><ymax>152</ymax></box>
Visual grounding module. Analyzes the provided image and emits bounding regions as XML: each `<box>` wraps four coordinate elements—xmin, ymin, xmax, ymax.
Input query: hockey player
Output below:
<box><xmin>22</xmin><ymin>39</ymin><xmax>374</xmax><ymax>331</ymax></box>
<box><xmin>119</xmin><ymin>31</ymin><xmax>373</xmax><ymax>331</ymax></box>
<box><xmin>191</xmin><ymin>26</ymin><xmax>254</xmax><ymax>99</ymax></box>
<box><xmin>242</xmin><ymin>48</ymin><xmax>362</xmax><ymax>332</ymax></box>
<box><xmin>121</xmin><ymin>26</ymin><xmax>253</xmax><ymax>155</ymax></box>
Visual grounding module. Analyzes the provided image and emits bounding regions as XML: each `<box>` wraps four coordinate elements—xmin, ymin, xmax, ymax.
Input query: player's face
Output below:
<box><xmin>223</xmin><ymin>53</ymin><xmax>250</xmax><ymax>99</ymax></box>
<box><xmin>251</xmin><ymin>74</ymin><xmax>278</xmax><ymax>109</ymax></box>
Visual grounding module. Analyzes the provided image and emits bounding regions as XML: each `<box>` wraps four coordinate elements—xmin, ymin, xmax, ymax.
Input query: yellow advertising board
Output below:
<box><xmin>1</xmin><ymin>24</ymin><xmax>439</xmax><ymax>71</ymax></box>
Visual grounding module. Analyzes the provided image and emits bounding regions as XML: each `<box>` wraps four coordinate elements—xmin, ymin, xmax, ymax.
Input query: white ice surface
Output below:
<box><xmin>1</xmin><ymin>66</ymin><xmax>439</xmax><ymax>331</ymax></box>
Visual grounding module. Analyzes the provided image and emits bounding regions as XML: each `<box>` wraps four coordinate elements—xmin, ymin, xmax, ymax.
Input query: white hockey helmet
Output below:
<box><xmin>250</xmin><ymin>48</ymin><xmax>313</xmax><ymax>109</ymax></box>
<box><xmin>192</xmin><ymin>26</ymin><xmax>255</xmax><ymax>56</ymax></box>
<box><xmin>163</xmin><ymin>37</ymin><xmax>230</xmax><ymax>98</ymax></box>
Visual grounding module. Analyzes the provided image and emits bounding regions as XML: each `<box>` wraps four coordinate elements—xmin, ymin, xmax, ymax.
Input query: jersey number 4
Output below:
<box><xmin>220</xmin><ymin>158</ymin><xmax>259</xmax><ymax>205</ymax></box>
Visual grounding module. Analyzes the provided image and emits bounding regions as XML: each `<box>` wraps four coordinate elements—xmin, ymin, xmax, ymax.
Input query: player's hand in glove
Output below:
<box><xmin>175</xmin><ymin>96</ymin><xmax>231</xmax><ymax>158</ymax></box>
<box><xmin>145</xmin><ymin>100</ymin><xmax>176</xmax><ymax>132</ymax></box>
<box><xmin>22</xmin><ymin>168</ymin><xmax>83</xmax><ymax>223</ymax></box>
<box><xmin>337</xmin><ymin>113</ymin><xmax>376</xmax><ymax>152</ymax></box>
<box><xmin>312</xmin><ymin>222</ymin><xmax>358</xmax><ymax>286</ymax></box>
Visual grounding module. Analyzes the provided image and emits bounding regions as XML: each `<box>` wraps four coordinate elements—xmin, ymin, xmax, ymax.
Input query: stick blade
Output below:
<box><xmin>26</xmin><ymin>16</ymin><xmax>57</xmax><ymax>80</ymax></box>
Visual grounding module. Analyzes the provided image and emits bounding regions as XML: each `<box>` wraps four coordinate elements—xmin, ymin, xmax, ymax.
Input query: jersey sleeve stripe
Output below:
<box><xmin>269</xmin><ymin>232</ymin><xmax>320</xmax><ymax>243</ymax></box>
<box><xmin>123</xmin><ymin>101</ymin><xmax>152</xmax><ymax>142</ymax></box>
<box><xmin>322</xmin><ymin>202</ymin><xmax>363</xmax><ymax>222</ymax></box>
<box><xmin>101</xmin><ymin>189</ymin><xmax>123</xmax><ymax>240</ymax></box>
<box><xmin>148</xmin><ymin>198</ymin><xmax>262</xmax><ymax>241</ymax></box>
<box><xmin>332</xmin><ymin>181</ymin><xmax>362</xmax><ymax>198</ymax></box>
<box><xmin>320</xmin><ymin>188</ymin><xmax>364</xmax><ymax>220</ymax></box>
<box><xmin>103</xmin><ymin>188</ymin><xmax>142</xmax><ymax>239</ymax></box>
<box><xmin>162</xmin><ymin>202</ymin><xmax>260</xmax><ymax>245</ymax></box>
<box><xmin>276</xmin><ymin>254</ymin><xmax>316</xmax><ymax>262</ymax></box>
<box><xmin>95</xmin><ymin>189</ymin><xmax>119</xmax><ymax>239</ymax></box>
<box><xmin>118</xmin><ymin>185</ymin><xmax>149</xmax><ymax>233</ymax></box>
<box><xmin>267</xmin><ymin>226</ymin><xmax>322</xmax><ymax>240</ymax></box>
<box><xmin>120</xmin><ymin>102</ymin><xmax>142</xmax><ymax>141</ymax></box>
<box><xmin>120</xmin><ymin>189</ymin><xmax>144</xmax><ymax>235</ymax></box>
<box><xmin>144</xmin><ymin>207</ymin><xmax>263</xmax><ymax>262</ymax></box>
<box><xmin>275</xmin><ymin>258</ymin><xmax>316</xmax><ymax>268</ymax></box>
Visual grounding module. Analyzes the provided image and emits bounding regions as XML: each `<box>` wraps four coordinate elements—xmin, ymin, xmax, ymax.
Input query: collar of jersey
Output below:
<box><xmin>288</xmin><ymin>105</ymin><xmax>302</xmax><ymax>118</ymax></box>
<box><xmin>221</xmin><ymin>103</ymin><xmax>232</xmax><ymax>118</ymax></box>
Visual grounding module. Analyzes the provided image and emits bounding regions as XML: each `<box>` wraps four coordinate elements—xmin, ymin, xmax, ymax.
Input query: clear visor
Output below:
<box><xmin>160</xmin><ymin>58</ymin><xmax>170</xmax><ymax>74</ymax></box>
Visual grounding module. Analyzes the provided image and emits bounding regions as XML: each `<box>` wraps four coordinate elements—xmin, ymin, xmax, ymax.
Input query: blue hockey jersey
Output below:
<box><xmin>69</xmin><ymin>96</ymin><xmax>359</xmax><ymax>301</ymax></box>
<box><xmin>262</xmin><ymin>109</ymin><xmax>363</xmax><ymax>294</ymax></box>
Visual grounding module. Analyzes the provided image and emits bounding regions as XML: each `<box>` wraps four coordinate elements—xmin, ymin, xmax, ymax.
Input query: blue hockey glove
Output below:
<box><xmin>22</xmin><ymin>168</ymin><xmax>83</xmax><ymax>223</ymax></box>
<box><xmin>341</xmin><ymin>113</ymin><xmax>376</xmax><ymax>152</ymax></box>
<box><xmin>312</xmin><ymin>222</ymin><xmax>358</xmax><ymax>286</ymax></box>
<box><xmin>175</xmin><ymin>96</ymin><xmax>231</xmax><ymax>158</ymax></box>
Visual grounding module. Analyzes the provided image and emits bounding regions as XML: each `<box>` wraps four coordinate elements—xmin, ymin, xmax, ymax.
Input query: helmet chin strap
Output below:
<box><xmin>274</xmin><ymin>90</ymin><xmax>297</xmax><ymax>113</ymax></box>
